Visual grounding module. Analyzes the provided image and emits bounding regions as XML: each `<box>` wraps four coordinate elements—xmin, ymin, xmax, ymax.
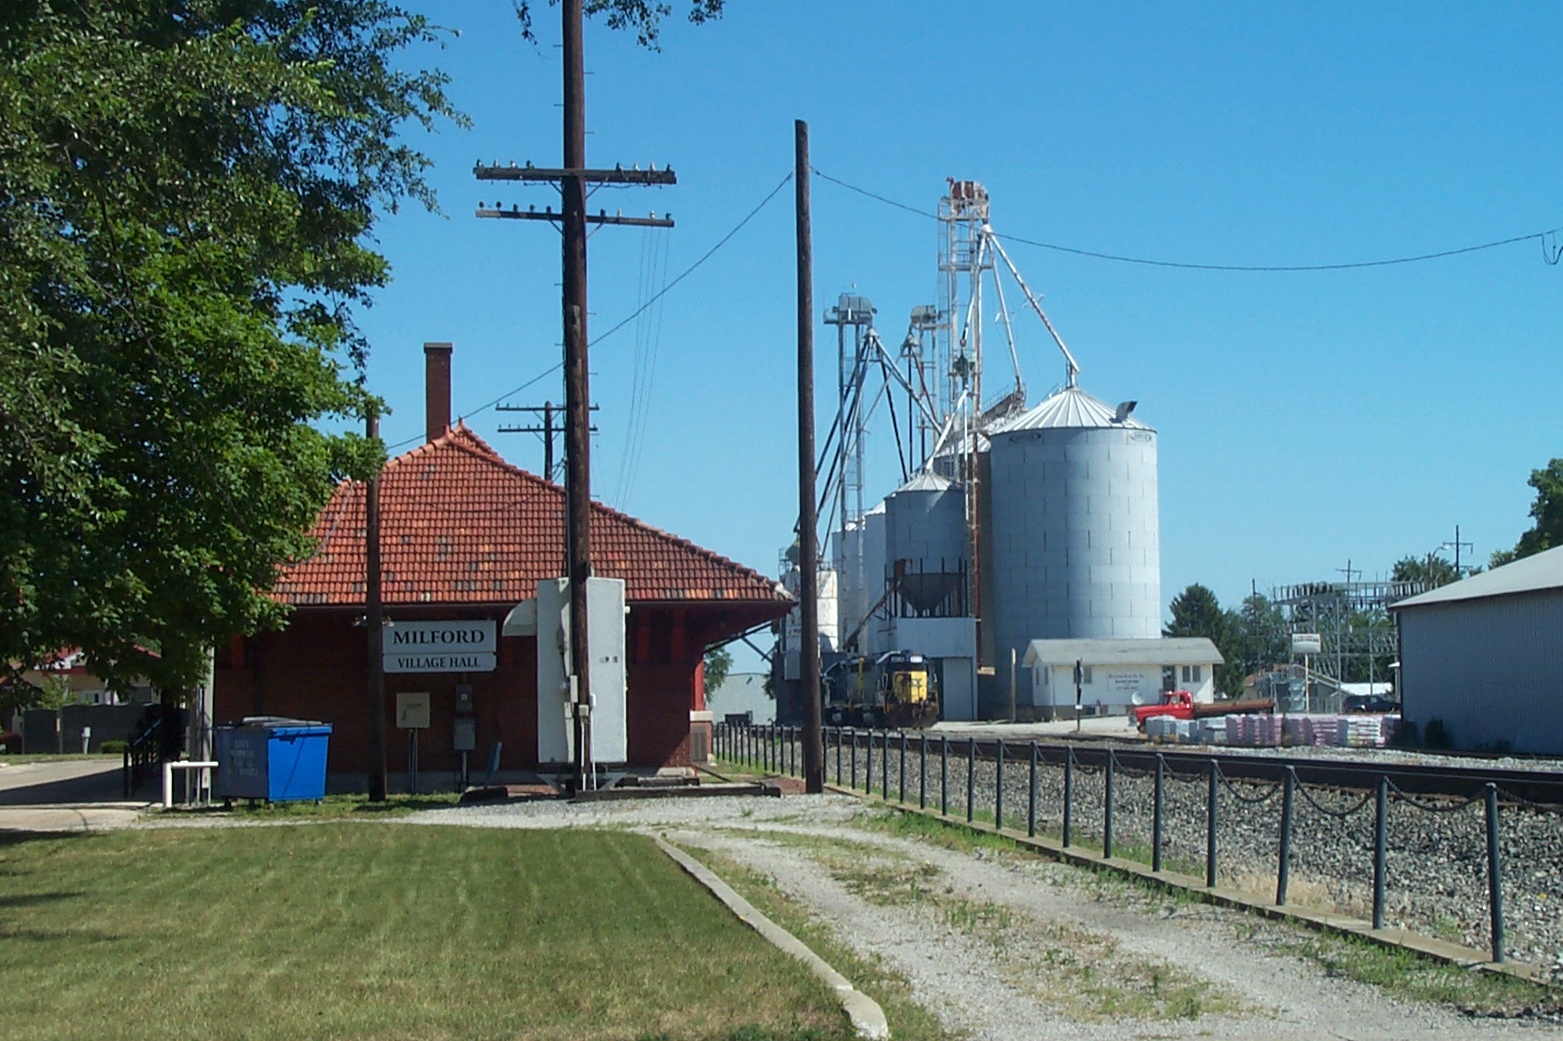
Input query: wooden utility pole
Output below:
<box><xmin>497</xmin><ymin>401</ymin><xmax>598</xmax><ymax>483</ymax></box>
<box><xmin>796</xmin><ymin>119</ymin><xmax>824</xmax><ymax>794</ymax></box>
<box><xmin>365</xmin><ymin>410</ymin><xmax>387</xmax><ymax>801</ymax></box>
<box><xmin>475</xmin><ymin>0</ymin><xmax>673</xmax><ymax>791</ymax></box>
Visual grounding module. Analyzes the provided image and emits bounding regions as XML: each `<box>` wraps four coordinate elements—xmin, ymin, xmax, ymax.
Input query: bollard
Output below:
<box><xmin>1206</xmin><ymin>759</ymin><xmax>1219</xmax><ymax>888</ymax></box>
<box><xmin>1277</xmin><ymin>766</ymin><xmax>1295</xmax><ymax>906</ymax></box>
<box><xmin>966</xmin><ymin>737</ymin><xmax>976</xmax><ymax>823</ymax></box>
<box><xmin>919</xmin><ymin>733</ymin><xmax>928</xmax><ymax>809</ymax></box>
<box><xmin>1103</xmin><ymin>748</ymin><xmax>1115</xmax><ymax>859</ymax></box>
<box><xmin>1485</xmin><ymin>784</ymin><xmax>1505</xmax><ymax>962</ymax></box>
<box><xmin>1372</xmin><ymin>774</ymin><xmax>1388</xmax><ymax>930</ymax></box>
<box><xmin>940</xmin><ymin>735</ymin><xmax>949</xmax><ymax>816</ymax></box>
<box><xmin>1152</xmin><ymin>753</ymin><xmax>1165</xmax><ymax>874</ymax></box>
<box><xmin>1027</xmin><ymin>741</ymin><xmax>1038</xmax><ymax>838</ymax></box>
<box><xmin>1063</xmin><ymin>746</ymin><xmax>1074</xmax><ymax>848</ymax></box>
<box><xmin>899</xmin><ymin>731</ymin><xmax>907</xmax><ymax>803</ymax></box>
<box><xmin>995</xmin><ymin>739</ymin><xmax>1005</xmax><ymax>832</ymax></box>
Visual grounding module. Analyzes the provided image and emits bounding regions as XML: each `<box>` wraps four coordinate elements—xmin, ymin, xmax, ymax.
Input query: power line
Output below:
<box><xmin>382</xmin><ymin>169</ymin><xmax>793</xmax><ymax>453</ymax></box>
<box><xmin>811</xmin><ymin>167</ymin><xmax>1563</xmax><ymax>273</ymax></box>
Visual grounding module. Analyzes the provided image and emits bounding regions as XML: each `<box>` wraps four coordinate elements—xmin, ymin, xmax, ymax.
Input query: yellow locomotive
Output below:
<box><xmin>824</xmin><ymin>650</ymin><xmax>941</xmax><ymax>728</ymax></box>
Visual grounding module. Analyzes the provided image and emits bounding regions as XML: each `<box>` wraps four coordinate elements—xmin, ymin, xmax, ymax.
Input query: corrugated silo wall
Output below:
<box><xmin>885</xmin><ymin>484</ymin><xmax>968</xmax><ymax>595</ymax></box>
<box><xmin>988</xmin><ymin>426</ymin><xmax>1160</xmax><ymax>710</ymax></box>
<box><xmin>862</xmin><ymin>509</ymin><xmax>888</xmax><ymax>654</ymax></box>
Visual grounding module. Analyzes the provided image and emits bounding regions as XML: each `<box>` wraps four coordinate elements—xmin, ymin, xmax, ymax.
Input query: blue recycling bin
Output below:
<box><xmin>215</xmin><ymin>718</ymin><xmax>331</xmax><ymax>803</ymax></box>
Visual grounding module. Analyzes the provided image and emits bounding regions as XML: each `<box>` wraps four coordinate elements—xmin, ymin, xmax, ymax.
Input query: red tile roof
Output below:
<box><xmin>275</xmin><ymin>425</ymin><xmax>790</xmax><ymax>609</ymax></box>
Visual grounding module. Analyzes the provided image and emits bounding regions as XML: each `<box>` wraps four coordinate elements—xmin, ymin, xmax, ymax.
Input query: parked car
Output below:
<box><xmin>1343</xmin><ymin>694</ymin><xmax>1399</xmax><ymax>714</ymax></box>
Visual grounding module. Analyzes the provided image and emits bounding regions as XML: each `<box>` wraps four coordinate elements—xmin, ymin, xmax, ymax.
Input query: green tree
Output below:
<box><xmin>1</xmin><ymin>1</ymin><xmax>720</xmax><ymax>694</ymax></box>
<box><xmin>1164</xmin><ymin>584</ymin><xmax>1244</xmax><ymax>697</ymax></box>
<box><xmin>703</xmin><ymin>645</ymin><xmax>733</xmax><ymax>695</ymax></box>
<box><xmin>1233</xmin><ymin>592</ymin><xmax>1288</xmax><ymax>672</ymax></box>
<box><xmin>1392</xmin><ymin>554</ymin><xmax>1464</xmax><ymax>588</ymax></box>
<box><xmin>1491</xmin><ymin>459</ymin><xmax>1563</xmax><ymax>567</ymax></box>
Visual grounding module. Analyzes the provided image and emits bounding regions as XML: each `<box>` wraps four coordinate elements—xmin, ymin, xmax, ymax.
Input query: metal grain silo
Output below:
<box><xmin>884</xmin><ymin>472</ymin><xmax>969</xmax><ymax>618</ymax></box>
<box><xmin>988</xmin><ymin>386</ymin><xmax>1160</xmax><ymax>705</ymax></box>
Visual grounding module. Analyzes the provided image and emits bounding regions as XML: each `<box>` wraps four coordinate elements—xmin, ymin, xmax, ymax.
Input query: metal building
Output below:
<box><xmin>1392</xmin><ymin>546</ymin><xmax>1563</xmax><ymax>755</ymax></box>
<box><xmin>988</xmin><ymin>385</ymin><xmax>1161</xmax><ymax>710</ymax></box>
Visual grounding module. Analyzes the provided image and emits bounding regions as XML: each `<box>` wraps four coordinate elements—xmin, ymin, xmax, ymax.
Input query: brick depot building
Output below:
<box><xmin>214</xmin><ymin>345</ymin><xmax>790</xmax><ymax>783</ymax></box>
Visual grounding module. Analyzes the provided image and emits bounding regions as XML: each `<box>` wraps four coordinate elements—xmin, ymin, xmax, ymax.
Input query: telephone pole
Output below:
<box><xmin>1441</xmin><ymin>525</ymin><xmax>1474</xmax><ymax>576</ymax></box>
<box><xmin>796</xmin><ymin>119</ymin><xmax>824</xmax><ymax>795</ymax></box>
<box><xmin>365</xmin><ymin>410</ymin><xmax>387</xmax><ymax>802</ymax></box>
<box><xmin>476</xmin><ymin>0</ymin><xmax>673</xmax><ymax>791</ymax></box>
<box><xmin>497</xmin><ymin>401</ymin><xmax>598</xmax><ymax>483</ymax></box>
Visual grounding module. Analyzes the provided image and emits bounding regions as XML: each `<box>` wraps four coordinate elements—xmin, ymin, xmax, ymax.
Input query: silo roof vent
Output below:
<box><xmin>1000</xmin><ymin>386</ymin><xmax>1153</xmax><ymax>432</ymax></box>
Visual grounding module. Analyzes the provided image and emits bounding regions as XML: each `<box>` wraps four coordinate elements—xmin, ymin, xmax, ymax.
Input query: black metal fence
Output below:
<box><xmin>712</xmin><ymin>723</ymin><xmax>1561</xmax><ymax>965</ymax></box>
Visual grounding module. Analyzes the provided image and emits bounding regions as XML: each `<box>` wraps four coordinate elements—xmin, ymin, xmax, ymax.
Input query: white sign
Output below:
<box><xmin>386</xmin><ymin>651</ymin><xmax>496</xmax><ymax>674</ymax></box>
<box><xmin>387</xmin><ymin>620</ymin><xmax>496</xmax><ymax>654</ymax></box>
<box><xmin>1291</xmin><ymin>633</ymin><xmax>1323</xmax><ymax>655</ymax></box>
<box><xmin>1108</xmin><ymin>672</ymin><xmax>1142</xmax><ymax>694</ymax></box>
<box><xmin>396</xmin><ymin>692</ymin><xmax>431</xmax><ymax>729</ymax></box>
<box><xmin>384</xmin><ymin>620</ymin><xmax>497</xmax><ymax>673</ymax></box>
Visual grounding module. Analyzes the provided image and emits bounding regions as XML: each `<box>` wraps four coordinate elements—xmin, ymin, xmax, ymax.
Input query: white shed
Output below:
<box><xmin>1021</xmin><ymin>637</ymin><xmax>1223</xmax><ymax>717</ymax></box>
<box><xmin>1391</xmin><ymin>546</ymin><xmax>1563</xmax><ymax>755</ymax></box>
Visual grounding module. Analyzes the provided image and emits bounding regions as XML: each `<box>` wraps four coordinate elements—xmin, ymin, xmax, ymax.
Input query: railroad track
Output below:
<box><xmin>812</xmin><ymin>728</ymin><xmax>1563</xmax><ymax>807</ymax></box>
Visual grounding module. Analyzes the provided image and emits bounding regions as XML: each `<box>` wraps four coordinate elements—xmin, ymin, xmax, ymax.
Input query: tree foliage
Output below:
<box><xmin>702</xmin><ymin>645</ymin><xmax>733</xmax><ymax>695</ymax></box>
<box><xmin>0</xmin><ymin>1</ymin><xmax>463</xmax><ymax>692</ymax></box>
<box><xmin>1392</xmin><ymin>553</ymin><xmax>1462</xmax><ymax>588</ymax></box>
<box><xmin>513</xmin><ymin>0</ymin><xmax>725</xmax><ymax>49</ymax></box>
<box><xmin>1164</xmin><ymin>584</ymin><xmax>1245</xmax><ymax>697</ymax></box>
<box><xmin>1491</xmin><ymin>458</ymin><xmax>1563</xmax><ymax>567</ymax></box>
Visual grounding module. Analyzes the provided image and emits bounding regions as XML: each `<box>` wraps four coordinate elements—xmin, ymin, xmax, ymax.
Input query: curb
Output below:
<box><xmin>654</xmin><ymin>836</ymin><xmax>890</xmax><ymax>1040</ymax></box>
<box><xmin>832</xmin><ymin>785</ymin><xmax>1556</xmax><ymax>987</ymax></box>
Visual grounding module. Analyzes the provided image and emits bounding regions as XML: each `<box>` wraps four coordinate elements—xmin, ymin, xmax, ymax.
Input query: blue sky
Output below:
<box><xmin>355</xmin><ymin>2</ymin><xmax>1563</xmax><ymax>663</ymax></box>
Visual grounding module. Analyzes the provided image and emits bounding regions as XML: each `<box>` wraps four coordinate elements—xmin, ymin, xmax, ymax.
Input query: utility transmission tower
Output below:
<box><xmin>474</xmin><ymin>0</ymin><xmax>674</xmax><ymax>791</ymax></box>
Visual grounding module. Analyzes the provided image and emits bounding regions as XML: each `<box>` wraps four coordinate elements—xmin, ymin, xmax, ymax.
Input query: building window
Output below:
<box><xmin>1082</xmin><ymin>666</ymin><xmax>1093</xmax><ymax>685</ymax></box>
<box><xmin>1180</xmin><ymin>665</ymin><xmax>1202</xmax><ymax>683</ymax></box>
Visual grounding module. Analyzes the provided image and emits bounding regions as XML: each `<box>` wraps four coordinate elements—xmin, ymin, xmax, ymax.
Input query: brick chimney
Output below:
<box><xmin>423</xmin><ymin>341</ymin><xmax>452</xmax><ymax>444</ymax></box>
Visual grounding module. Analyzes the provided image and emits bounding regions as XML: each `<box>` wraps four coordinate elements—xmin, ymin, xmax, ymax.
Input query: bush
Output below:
<box><xmin>100</xmin><ymin>739</ymin><xmax>130</xmax><ymax>755</ymax></box>
<box><xmin>1423</xmin><ymin>717</ymin><xmax>1453</xmax><ymax>750</ymax></box>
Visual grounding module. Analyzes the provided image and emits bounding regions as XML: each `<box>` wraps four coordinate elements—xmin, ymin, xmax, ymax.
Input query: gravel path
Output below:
<box><xmin>407</xmin><ymin>793</ymin><xmax>1563</xmax><ymax>1041</ymax></box>
<box><xmin>805</xmin><ymin>735</ymin><xmax>1563</xmax><ymax>971</ymax></box>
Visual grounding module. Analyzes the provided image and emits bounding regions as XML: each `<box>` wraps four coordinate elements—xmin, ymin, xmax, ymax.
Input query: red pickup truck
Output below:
<box><xmin>1132</xmin><ymin>690</ymin><xmax>1274</xmax><ymax>729</ymax></box>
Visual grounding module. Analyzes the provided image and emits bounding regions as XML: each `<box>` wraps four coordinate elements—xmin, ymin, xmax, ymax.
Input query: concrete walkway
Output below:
<box><xmin>0</xmin><ymin>758</ymin><xmax>150</xmax><ymax>832</ymax></box>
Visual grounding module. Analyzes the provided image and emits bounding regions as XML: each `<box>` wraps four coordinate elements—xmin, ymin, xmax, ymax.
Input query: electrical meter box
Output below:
<box><xmin>536</xmin><ymin>576</ymin><xmax>627</xmax><ymax>765</ymax></box>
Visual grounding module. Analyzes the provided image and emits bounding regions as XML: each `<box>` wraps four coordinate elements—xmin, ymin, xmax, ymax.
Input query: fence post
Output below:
<box><xmin>966</xmin><ymin>737</ymin><xmax>976</xmax><ymax>823</ymax></box>
<box><xmin>851</xmin><ymin>729</ymin><xmax>858</xmax><ymax>790</ymax></box>
<box><xmin>881</xmin><ymin>728</ymin><xmax>889</xmax><ymax>798</ymax></box>
<box><xmin>835</xmin><ymin>727</ymin><xmax>842</xmax><ymax>785</ymax></box>
<box><xmin>940</xmin><ymin>735</ymin><xmax>948</xmax><ymax>816</ymax></box>
<box><xmin>1103</xmin><ymin>747</ymin><xmax>1115</xmax><ymax>859</ymax></box>
<box><xmin>1063</xmin><ymin>746</ymin><xmax>1074</xmax><ymax>848</ymax></box>
<box><xmin>1027</xmin><ymin>741</ymin><xmax>1038</xmax><ymax>839</ymax></box>
<box><xmin>865</xmin><ymin>727</ymin><xmax>874</xmax><ymax>795</ymax></box>
<box><xmin>1206</xmin><ymin>758</ymin><xmax>1219</xmax><ymax>888</ymax></box>
<box><xmin>995</xmin><ymin>739</ymin><xmax>1005</xmax><ymax>832</ymax></box>
<box><xmin>1485</xmin><ymin>783</ymin><xmax>1505</xmax><ymax>963</ymax></box>
<box><xmin>1152</xmin><ymin>752</ymin><xmax>1164</xmax><ymax>873</ymax></box>
<box><xmin>899</xmin><ymin>731</ymin><xmax>907</xmax><ymax>803</ymax></box>
<box><xmin>1372</xmin><ymin>774</ymin><xmax>1388</xmax><ymax>930</ymax></box>
<box><xmin>919</xmin><ymin>733</ymin><xmax>927</xmax><ymax>809</ymax></box>
<box><xmin>1277</xmin><ymin>766</ymin><xmax>1295</xmax><ymax>906</ymax></box>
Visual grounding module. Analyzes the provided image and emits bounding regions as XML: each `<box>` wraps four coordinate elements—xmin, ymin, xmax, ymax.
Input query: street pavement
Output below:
<box><xmin>0</xmin><ymin>758</ymin><xmax>149</xmax><ymax>831</ymax></box>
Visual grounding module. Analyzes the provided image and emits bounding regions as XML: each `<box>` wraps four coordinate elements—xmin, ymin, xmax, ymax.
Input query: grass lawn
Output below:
<box><xmin>0</xmin><ymin>824</ymin><xmax>855</xmax><ymax>1041</ymax></box>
